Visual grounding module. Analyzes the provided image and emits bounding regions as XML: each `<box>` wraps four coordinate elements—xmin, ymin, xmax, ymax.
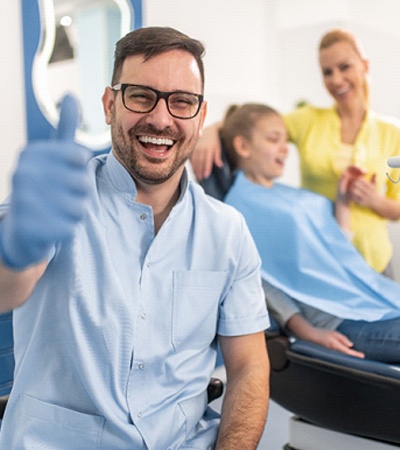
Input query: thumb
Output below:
<box><xmin>339</xmin><ymin>170</ymin><xmax>350</xmax><ymax>194</ymax></box>
<box><xmin>56</xmin><ymin>94</ymin><xmax>80</xmax><ymax>141</ymax></box>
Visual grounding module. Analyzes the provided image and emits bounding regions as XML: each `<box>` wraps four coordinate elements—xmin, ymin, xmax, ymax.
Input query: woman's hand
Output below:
<box><xmin>338</xmin><ymin>165</ymin><xmax>365</xmax><ymax>200</ymax></box>
<box><xmin>337</xmin><ymin>166</ymin><xmax>356</xmax><ymax>203</ymax></box>
<box><xmin>335</xmin><ymin>167</ymin><xmax>359</xmax><ymax>233</ymax></box>
<box><xmin>347</xmin><ymin>173</ymin><xmax>379</xmax><ymax>208</ymax></box>
<box><xmin>338</xmin><ymin>166</ymin><xmax>400</xmax><ymax>219</ymax></box>
<box><xmin>190</xmin><ymin>122</ymin><xmax>223</xmax><ymax>180</ymax></box>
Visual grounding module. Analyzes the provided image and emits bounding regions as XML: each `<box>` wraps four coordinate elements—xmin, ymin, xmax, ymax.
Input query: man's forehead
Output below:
<box><xmin>120</xmin><ymin>50</ymin><xmax>202</xmax><ymax>91</ymax></box>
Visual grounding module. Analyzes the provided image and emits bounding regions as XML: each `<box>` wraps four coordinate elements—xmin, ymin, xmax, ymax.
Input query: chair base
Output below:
<box><xmin>287</xmin><ymin>416</ymin><xmax>400</xmax><ymax>450</ymax></box>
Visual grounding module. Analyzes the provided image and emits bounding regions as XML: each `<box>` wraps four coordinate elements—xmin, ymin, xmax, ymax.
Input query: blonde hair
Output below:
<box><xmin>319</xmin><ymin>28</ymin><xmax>367</xmax><ymax>58</ymax></box>
<box><xmin>220</xmin><ymin>103</ymin><xmax>280</xmax><ymax>169</ymax></box>
<box><xmin>319</xmin><ymin>28</ymin><xmax>369</xmax><ymax>103</ymax></box>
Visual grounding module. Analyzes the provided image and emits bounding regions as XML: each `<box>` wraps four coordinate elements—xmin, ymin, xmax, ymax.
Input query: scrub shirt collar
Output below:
<box><xmin>106</xmin><ymin>150</ymin><xmax>189</xmax><ymax>204</ymax></box>
<box><xmin>106</xmin><ymin>150</ymin><xmax>137</xmax><ymax>195</ymax></box>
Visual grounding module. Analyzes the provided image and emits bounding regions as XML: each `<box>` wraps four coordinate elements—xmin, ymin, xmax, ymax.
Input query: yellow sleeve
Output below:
<box><xmin>283</xmin><ymin>105</ymin><xmax>318</xmax><ymax>148</ymax></box>
<box><xmin>386</xmin><ymin>173</ymin><xmax>400</xmax><ymax>201</ymax></box>
<box><xmin>383</xmin><ymin>123</ymin><xmax>400</xmax><ymax>201</ymax></box>
<box><xmin>362</xmin><ymin>115</ymin><xmax>400</xmax><ymax>202</ymax></box>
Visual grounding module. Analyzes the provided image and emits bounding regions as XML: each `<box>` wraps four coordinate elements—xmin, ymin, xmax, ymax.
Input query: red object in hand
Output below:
<box><xmin>347</xmin><ymin>165</ymin><xmax>366</xmax><ymax>179</ymax></box>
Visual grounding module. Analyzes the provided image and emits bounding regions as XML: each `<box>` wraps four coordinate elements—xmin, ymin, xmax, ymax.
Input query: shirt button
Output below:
<box><xmin>140</xmin><ymin>213</ymin><xmax>147</xmax><ymax>220</ymax></box>
<box><xmin>137</xmin><ymin>412</ymin><xmax>142</xmax><ymax>419</ymax></box>
<box><xmin>141</xmin><ymin>313</ymin><xmax>147</xmax><ymax>319</ymax></box>
<box><xmin>139</xmin><ymin>363</ymin><xmax>145</xmax><ymax>370</ymax></box>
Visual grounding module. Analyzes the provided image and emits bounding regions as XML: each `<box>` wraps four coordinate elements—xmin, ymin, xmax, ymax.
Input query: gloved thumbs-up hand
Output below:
<box><xmin>0</xmin><ymin>94</ymin><xmax>92</xmax><ymax>270</ymax></box>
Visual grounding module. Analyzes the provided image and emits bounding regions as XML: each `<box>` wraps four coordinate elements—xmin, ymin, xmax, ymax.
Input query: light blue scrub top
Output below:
<box><xmin>0</xmin><ymin>153</ymin><xmax>269</xmax><ymax>450</ymax></box>
<box><xmin>225</xmin><ymin>171</ymin><xmax>400</xmax><ymax>322</ymax></box>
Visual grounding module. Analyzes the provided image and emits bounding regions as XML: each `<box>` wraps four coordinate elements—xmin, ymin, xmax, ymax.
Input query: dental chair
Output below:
<box><xmin>199</xmin><ymin>145</ymin><xmax>400</xmax><ymax>449</ymax></box>
<box><xmin>265</xmin><ymin>318</ymin><xmax>400</xmax><ymax>449</ymax></box>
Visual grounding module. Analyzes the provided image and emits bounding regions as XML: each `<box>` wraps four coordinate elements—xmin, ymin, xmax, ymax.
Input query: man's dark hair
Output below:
<box><xmin>112</xmin><ymin>26</ymin><xmax>206</xmax><ymax>91</ymax></box>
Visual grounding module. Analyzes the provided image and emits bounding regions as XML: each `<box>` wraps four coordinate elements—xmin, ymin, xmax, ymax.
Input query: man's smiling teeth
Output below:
<box><xmin>139</xmin><ymin>136</ymin><xmax>174</xmax><ymax>146</ymax></box>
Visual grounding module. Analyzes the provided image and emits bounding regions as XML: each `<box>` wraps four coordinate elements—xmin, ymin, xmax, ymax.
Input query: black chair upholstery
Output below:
<box><xmin>207</xmin><ymin>377</ymin><xmax>224</xmax><ymax>403</ymax></box>
<box><xmin>198</xmin><ymin>139</ymin><xmax>235</xmax><ymax>201</ymax></box>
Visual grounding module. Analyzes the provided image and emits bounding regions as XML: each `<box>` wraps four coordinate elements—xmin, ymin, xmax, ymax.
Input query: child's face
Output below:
<box><xmin>246</xmin><ymin>114</ymin><xmax>288</xmax><ymax>185</ymax></box>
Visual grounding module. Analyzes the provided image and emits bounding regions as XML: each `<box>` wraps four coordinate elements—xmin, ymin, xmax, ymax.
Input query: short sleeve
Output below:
<box><xmin>217</xmin><ymin>215</ymin><xmax>270</xmax><ymax>336</ymax></box>
<box><xmin>283</xmin><ymin>105</ymin><xmax>317</xmax><ymax>148</ymax></box>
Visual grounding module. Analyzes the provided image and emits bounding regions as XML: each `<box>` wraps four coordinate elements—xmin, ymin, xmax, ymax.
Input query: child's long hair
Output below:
<box><xmin>220</xmin><ymin>103</ymin><xmax>281</xmax><ymax>168</ymax></box>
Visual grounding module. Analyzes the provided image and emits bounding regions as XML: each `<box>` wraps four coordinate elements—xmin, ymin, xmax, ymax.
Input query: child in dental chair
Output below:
<box><xmin>222</xmin><ymin>103</ymin><xmax>400</xmax><ymax>363</ymax></box>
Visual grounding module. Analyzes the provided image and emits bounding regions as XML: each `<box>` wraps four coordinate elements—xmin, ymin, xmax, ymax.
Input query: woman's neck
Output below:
<box><xmin>336</xmin><ymin>102</ymin><xmax>367</xmax><ymax>145</ymax></box>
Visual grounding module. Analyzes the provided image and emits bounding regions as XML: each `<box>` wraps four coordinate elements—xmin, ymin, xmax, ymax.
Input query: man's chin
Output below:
<box><xmin>133</xmin><ymin>166</ymin><xmax>179</xmax><ymax>186</ymax></box>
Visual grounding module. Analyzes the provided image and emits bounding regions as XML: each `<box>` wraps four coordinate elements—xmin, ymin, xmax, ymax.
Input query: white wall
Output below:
<box><xmin>0</xmin><ymin>1</ymin><xmax>26</xmax><ymax>201</ymax></box>
<box><xmin>144</xmin><ymin>0</ymin><xmax>281</xmax><ymax>124</ymax></box>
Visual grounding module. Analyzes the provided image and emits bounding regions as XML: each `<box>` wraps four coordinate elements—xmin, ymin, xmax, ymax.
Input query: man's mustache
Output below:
<box><xmin>128</xmin><ymin>124</ymin><xmax>183</xmax><ymax>141</ymax></box>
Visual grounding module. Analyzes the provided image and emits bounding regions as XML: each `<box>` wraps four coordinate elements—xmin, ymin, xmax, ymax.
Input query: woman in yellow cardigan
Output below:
<box><xmin>191</xmin><ymin>28</ymin><xmax>400</xmax><ymax>276</ymax></box>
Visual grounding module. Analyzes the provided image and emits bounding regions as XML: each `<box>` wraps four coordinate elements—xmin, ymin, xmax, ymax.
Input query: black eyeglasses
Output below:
<box><xmin>112</xmin><ymin>84</ymin><xmax>204</xmax><ymax>120</ymax></box>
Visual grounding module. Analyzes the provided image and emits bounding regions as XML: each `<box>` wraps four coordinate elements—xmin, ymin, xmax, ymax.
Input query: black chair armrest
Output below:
<box><xmin>207</xmin><ymin>377</ymin><xmax>224</xmax><ymax>403</ymax></box>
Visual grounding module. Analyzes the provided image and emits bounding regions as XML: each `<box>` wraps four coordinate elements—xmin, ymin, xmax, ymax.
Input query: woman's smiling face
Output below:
<box><xmin>319</xmin><ymin>40</ymin><xmax>369</xmax><ymax>108</ymax></box>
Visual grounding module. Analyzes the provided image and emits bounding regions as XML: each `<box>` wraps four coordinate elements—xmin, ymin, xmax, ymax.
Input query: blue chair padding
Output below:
<box><xmin>0</xmin><ymin>312</ymin><xmax>13</xmax><ymax>348</ymax></box>
<box><xmin>0</xmin><ymin>352</ymin><xmax>14</xmax><ymax>397</ymax></box>
<box><xmin>0</xmin><ymin>312</ymin><xmax>14</xmax><ymax>397</ymax></box>
<box><xmin>291</xmin><ymin>340</ymin><xmax>400</xmax><ymax>380</ymax></box>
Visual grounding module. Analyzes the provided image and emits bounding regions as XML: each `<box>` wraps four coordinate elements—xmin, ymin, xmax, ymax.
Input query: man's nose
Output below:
<box><xmin>144</xmin><ymin>98</ymin><xmax>174</xmax><ymax>128</ymax></box>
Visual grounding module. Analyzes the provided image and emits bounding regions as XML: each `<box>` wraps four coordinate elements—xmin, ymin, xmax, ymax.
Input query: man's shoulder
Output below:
<box><xmin>188</xmin><ymin>181</ymin><xmax>247</xmax><ymax>238</ymax></box>
<box><xmin>189</xmin><ymin>181</ymin><xmax>243</xmax><ymax>218</ymax></box>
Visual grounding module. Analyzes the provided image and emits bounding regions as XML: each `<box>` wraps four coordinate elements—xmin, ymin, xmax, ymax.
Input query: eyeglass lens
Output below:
<box><xmin>122</xmin><ymin>85</ymin><xmax>201</xmax><ymax>118</ymax></box>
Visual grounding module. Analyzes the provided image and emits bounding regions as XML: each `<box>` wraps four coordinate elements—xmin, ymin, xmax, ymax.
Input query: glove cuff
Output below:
<box><xmin>0</xmin><ymin>221</ymin><xmax>50</xmax><ymax>270</ymax></box>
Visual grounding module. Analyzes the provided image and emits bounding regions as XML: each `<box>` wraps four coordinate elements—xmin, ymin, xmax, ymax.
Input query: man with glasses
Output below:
<box><xmin>0</xmin><ymin>27</ymin><xmax>270</xmax><ymax>449</ymax></box>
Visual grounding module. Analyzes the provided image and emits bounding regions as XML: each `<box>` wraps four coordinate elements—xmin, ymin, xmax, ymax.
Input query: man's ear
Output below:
<box><xmin>363</xmin><ymin>58</ymin><xmax>370</xmax><ymax>74</ymax></box>
<box><xmin>233</xmin><ymin>135</ymin><xmax>251</xmax><ymax>159</ymax></box>
<box><xmin>102</xmin><ymin>87</ymin><xmax>115</xmax><ymax>125</ymax></box>
<box><xmin>198</xmin><ymin>101</ymin><xmax>208</xmax><ymax>137</ymax></box>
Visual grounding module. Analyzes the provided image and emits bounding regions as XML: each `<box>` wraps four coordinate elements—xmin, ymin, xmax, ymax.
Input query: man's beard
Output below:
<box><xmin>111</xmin><ymin>122</ymin><xmax>194</xmax><ymax>185</ymax></box>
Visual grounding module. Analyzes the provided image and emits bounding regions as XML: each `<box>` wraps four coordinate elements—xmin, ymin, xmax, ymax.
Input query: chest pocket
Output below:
<box><xmin>172</xmin><ymin>271</ymin><xmax>228</xmax><ymax>351</ymax></box>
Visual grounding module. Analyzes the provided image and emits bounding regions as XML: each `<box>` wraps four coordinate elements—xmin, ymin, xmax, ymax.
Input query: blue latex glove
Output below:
<box><xmin>0</xmin><ymin>94</ymin><xmax>92</xmax><ymax>269</ymax></box>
